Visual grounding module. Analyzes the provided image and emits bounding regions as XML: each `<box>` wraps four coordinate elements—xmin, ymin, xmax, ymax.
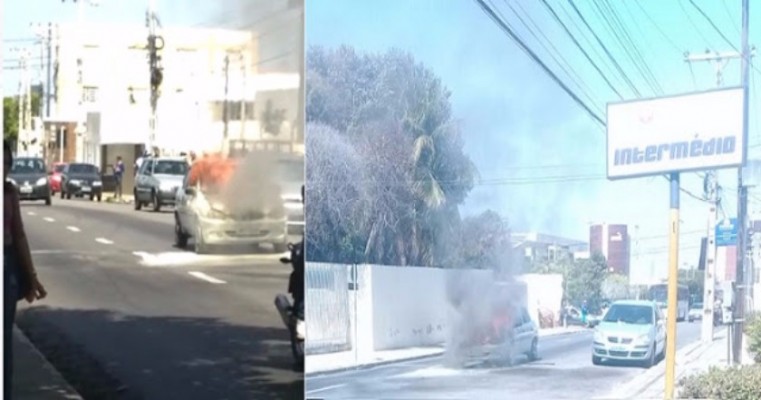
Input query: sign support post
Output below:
<box><xmin>664</xmin><ymin>173</ymin><xmax>680</xmax><ymax>400</ymax></box>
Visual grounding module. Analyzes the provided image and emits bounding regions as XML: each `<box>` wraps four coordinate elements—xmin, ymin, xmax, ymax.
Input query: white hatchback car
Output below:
<box><xmin>592</xmin><ymin>300</ymin><xmax>666</xmax><ymax>368</ymax></box>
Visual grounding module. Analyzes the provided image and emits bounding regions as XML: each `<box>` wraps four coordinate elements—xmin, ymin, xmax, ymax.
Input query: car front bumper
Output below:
<box><xmin>157</xmin><ymin>188</ymin><xmax>178</xmax><ymax>204</ymax></box>
<box><xmin>67</xmin><ymin>183</ymin><xmax>102</xmax><ymax>196</ymax></box>
<box><xmin>17</xmin><ymin>184</ymin><xmax>50</xmax><ymax>200</ymax></box>
<box><xmin>197</xmin><ymin>216</ymin><xmax>288</xmax><ymax>246</ymax></box>
<box><xmin>593</xmin><ymin>339</ymin><xmax>654</xmax><ymax>360</ymax></box>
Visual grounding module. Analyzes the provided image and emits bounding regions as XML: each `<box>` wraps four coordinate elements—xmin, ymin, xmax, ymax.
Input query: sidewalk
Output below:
<box><xmin>306</xmin><ymin>325</ymin><xmax>589</xmax><ymax>375</ymax></box>
<box><xmin>603</xmin><ymin>328</ymin><xmax>749</xmax><ymax>400</ymax></box>
<box><xmin>103</xmin><ymin>193</ymin><xmax>134</xmax><ymax>204</ymax></box>
<box><xmin>12</xmin><ymin>327</ymin><xmax>82</xmax><ymax>400</ymax></box>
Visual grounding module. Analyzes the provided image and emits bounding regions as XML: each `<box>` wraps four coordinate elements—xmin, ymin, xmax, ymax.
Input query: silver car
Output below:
<box><xmin>592</xmin><ymin>300</ymin><xmax>666</xmax><ymax>368</ymax></box>
<box><xmin>134</xmin><ymin>157</ymin><xmax>188</xmax><ymax>212</ymax></box>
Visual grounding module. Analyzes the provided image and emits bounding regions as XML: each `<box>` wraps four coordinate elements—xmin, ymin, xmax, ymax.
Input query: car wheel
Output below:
<box><xmin>97</xmin><ymin>194</ymin><xmax>102</xmax><ymax>202</ymax></box>
<box><xmin>134</xmin><ymin>191</ymin><xmax>142</xmax><ymax>210</ymax></box>
<box><xmin>60</xmin><ymin>189</ymin><xmax>65</xmax><ymax>199</ymax></box>
<box><xmin>45</xmin><ymin>196</ymin><xmax>52</xmax><ymax>206</ymax></box>
<box><xmin>152</xmin><ymin>192</ymin><xmax>161</xmax><ymax>212</ymax></box>
<box><xmin>592</xmin><ymin>355</ymin><xmax>603</xmax><ymax>366</ymax></box>
<box><xmin>175</xmin><ymin>214</ymin><xmax>189</xmax><ymax>249</ymax></box>
<box><xmin>66</xmin><ymin>192</ymin><xmax>71</xmax><ymax>199</ymax></box>
<box><xmin>526</xmin><ymin>337</ymin><xmax>539</xmax><ymax>362</ymax></box>
<box><xmin>642</xmin><ymin>343</ymin><xmax>656</xmax><ymax>368</ymax></box>
<box><xmin>89</xmin><ymin>194</ymin><xmax>95</xmax><ymax>201</ymax></box>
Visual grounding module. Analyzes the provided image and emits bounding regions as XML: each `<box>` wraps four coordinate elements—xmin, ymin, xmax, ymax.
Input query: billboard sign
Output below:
<box><xmin>607</xmin><ymin>87</ymin><xmax>745</xmax><ymax>180</ymax></box>
<box><xmin>716</xmin><ymin>218</ymin><xmax>738</xmax><ymax>247</ymax></box>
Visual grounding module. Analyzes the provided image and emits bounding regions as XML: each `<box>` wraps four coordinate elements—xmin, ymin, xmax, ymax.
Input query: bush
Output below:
<box><xmin>678</xmin><ymin>365</ymin><xmax>761</xmax><ymax>400</ymax></box>
<box><xmin>744</xmin><ymin>312</ymin><xmax>761</xmax><ymax>363</ymax></box>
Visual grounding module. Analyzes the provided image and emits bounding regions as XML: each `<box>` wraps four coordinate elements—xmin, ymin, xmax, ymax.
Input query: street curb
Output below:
<box><xmin>14</xmin><ymin>327</ymin><xmax>84</xmax><ymax>400</ymax></box>
<box><xmin>306</xmin><ymin>349</ymin><xmax>445</xmax><ymax>378</ymax></box>
<box><xmin>306</xmin><ymin>329</ymin><xmax>589</xmax><ymax>377</ymax></box>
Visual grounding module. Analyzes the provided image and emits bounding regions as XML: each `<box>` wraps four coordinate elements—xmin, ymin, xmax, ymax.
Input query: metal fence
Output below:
<box><xmin>305</xmin><ymin>262</ymin><xmax>353</xmax><ymax>354</ymax></box>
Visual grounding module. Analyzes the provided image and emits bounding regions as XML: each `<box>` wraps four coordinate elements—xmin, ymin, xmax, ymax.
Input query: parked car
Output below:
<box><xmin>687</xmin><ymin>302</ymin><xmax>703</xmax><ymax>322</ymax></box>
<box><xmin>275</xmin><ymin>155</ymin><xmax>304</xmax><ymax>235</ymax></box>
<box><xmin>592</xmin><ymin>300</ymin><xmax>666</xmax><ymax>368</ymax></box>
<box><xmin>61</xmin><ymin>163</ymin><xmax>103</xmax><ymax>201</ymax></box>
<box><xmin>49</xmin><ymin>162</ymin><xmax>67</xmax><ymax>194</ymax></box>
<box><xmin>133</xmin><ymin>157</ymin><xmax>188</xmax><ymax>212</ymax></box>
<box><xmin>459</xmin><ymin>304</ymin><xmax>540</xmax><ymax>367</ymax></box>
<box><xmin>8</xmin><ymin>157</ymin><xmax>52</xmax><ymax>205</ymax></box>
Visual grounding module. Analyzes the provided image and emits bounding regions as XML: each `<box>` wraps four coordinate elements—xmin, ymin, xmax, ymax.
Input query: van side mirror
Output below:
<box><xmin>184</xmin><ymin>187</ymin><xmax>195</xmax><ymax>196</ymax></box>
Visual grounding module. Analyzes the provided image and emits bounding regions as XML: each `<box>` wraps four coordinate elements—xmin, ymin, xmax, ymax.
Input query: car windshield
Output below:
<box><xmin>154</xmin><ymin>160</ymin><xmax>188</xmax><ymax>175</ymax></box>
<box><xmin>69</xmin><ymin>164</ymin><xmax>99</xmax><ymax>174</ymax></box>
<box><xmin>11</xmin><ymin>159</ymin><xmax>46</xmax><ymax>174</ymax></box>
<box><xmin>602</xmin><ymin>304</ymin><xmax>653</xmax><ymax>325</ymax></box>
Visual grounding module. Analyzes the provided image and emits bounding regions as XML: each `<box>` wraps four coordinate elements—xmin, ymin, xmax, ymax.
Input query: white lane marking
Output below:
<box><xmin>188</xmin><ymin>271</ymin><xmax>227</xmax><ymax>284</ymax></box>
<box><xmin>95</xmin><ymin>238</ymin><xmax>114</xmax><ymax>245</ymax></box>
<box><xmin>132</xmin><ymin>251</ymin><xmax>288</xmax><ymax>267</ymax></box>
<box><xmin>306</xmin><ymin>384</ymin><xmax>347</xmax><ymax>395</ymax></box>
<box><xmin>43</xmin><ymin>217</ymin><xmax>55</xmax><ymax>222</ymax></box>
<box><xmin>27</xmin><ymin>211</ymin><xmax>37</xmax><ymax>216</ymax></box>
<box><xmin>66</xmin><ymin>226</ymin><xmax>81</xmax><ymax>232</ymax></box>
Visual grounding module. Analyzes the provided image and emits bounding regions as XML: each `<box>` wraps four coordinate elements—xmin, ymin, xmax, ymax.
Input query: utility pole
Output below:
<box><xmin>223</xmin><ymin>54</ymin><xmax>230</xmax><ymax>140</ymax></box>
<box><xmin>147</xmin><ymin>0</ymin><xmax>164</xmax><ymax>155</ymax></box>
<box><xmin>734</xmin><ymin>0</ymin><xmax>751</xmax><ymax>366</ymax></box>
<box><xmin>239</xmin><ymin>51</ymin><xmax>246</xmax><ymax>140</ymax></box>
<box><xmin>46</xmin><ymin>23</ymin><xmax>53</xmax><ymax>118</ymax></box>
<box><xmin>684</xmin><ymin>36</ymin><xmax>756</xmax><ymax>353</ymax></box>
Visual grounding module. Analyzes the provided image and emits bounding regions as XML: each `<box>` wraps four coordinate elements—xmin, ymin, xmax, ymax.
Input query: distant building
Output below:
<box><xmin>512</xmin><ymin>232</ymin><xmax>588</xmax><ymax>271</ymax></box>
<box><xmin>589</xmin><ymin>223</ymin><xmax>631</xmax><ymax>276</ymax></box>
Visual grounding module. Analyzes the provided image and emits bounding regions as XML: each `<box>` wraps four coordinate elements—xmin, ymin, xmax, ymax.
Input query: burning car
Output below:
<box><xmin>446</xmin><ymin>279</ymin><xmax>539</xmax><ymax>367</ymax></box>
<box><xmin>173</xmin><ymin>146</ymin><xmax>291</xmax><ymax>254</ymax></box>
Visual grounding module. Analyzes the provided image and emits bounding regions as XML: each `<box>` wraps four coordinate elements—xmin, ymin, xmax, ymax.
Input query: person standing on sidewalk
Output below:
<box><xmin>113</xmin><ymin>155</ymin><xmax>125</xmax><ymax>200</ymax></box>
<box><xmin>4</xmin><ymin>140</ymin><xmax>48</xmax><ymax>400</ymax></box>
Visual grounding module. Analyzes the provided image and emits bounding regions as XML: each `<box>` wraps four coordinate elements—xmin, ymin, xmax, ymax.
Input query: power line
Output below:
<box><xmin>688</xmin><ymin>0</ymin><xmax>738</xmax><ymax>51</ymax></box>
<box><xmin>500</xmin><ymin>0</ymin><xmax>604</xmax><ymax>115</ymax></box>
<box><xmin>633</xmin><ymin>2</ymin><xmax>685</xmax><ymax>54</ymax></box>
<box><xmin>538</xmin><ymin>0</ymin><xmax>624</xmax><ymax>100</ymax></box>
<box><xmin>566</xmin><ymin>0</ymin><xmax>642</xmax><ymax>97</ymax></box>
<box><xmin>678</xmin><ymin>0</ymin><xmax>721</xmax><ymax>49</ymax></box>
<box><xmin>472</xmin><ymin>0</ymin><xmax>605</xmax><ymax>125</ymax></box>
<box><xmin>600</xmin><ymin>0</ymin><xmax>664</xmax><ymax>95</ymax></box>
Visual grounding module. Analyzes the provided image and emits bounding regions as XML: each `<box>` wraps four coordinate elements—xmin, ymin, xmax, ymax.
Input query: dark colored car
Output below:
<box><xmin>7</xmin><ymin>157</ymin><xmax>52</xmax><ymax>205</ymax></box>
<box><xmin>61</xmin><ymin>163</ymin><xmax>103</xmax><ymax>201</ymax></box>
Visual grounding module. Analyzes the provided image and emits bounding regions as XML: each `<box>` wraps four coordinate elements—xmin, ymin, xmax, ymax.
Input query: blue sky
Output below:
<box><xmin>306</xmin><ymin>0</ymin><xmax>761</xmax><ymax>282</ymax></box>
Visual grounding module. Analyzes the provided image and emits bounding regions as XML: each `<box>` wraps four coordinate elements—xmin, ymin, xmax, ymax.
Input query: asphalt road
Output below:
<box><xmin>306</xmin><ymin>321</ymin><xmax>703</xmax><ymax>400</ymax></box>
<box><xmin>16</xmin><ymin>198</ymin><xmax>303</xmax><ymax>400</ymax></box>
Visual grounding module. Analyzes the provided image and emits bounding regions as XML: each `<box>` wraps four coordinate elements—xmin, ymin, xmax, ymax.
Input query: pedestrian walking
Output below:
<box><xmin>113</xmin><ymin>155</ymin><xmax>125</xmax><ymax>200</ymax></box>
<box><xmin>4</xmin><ymin>140</ymin><xmax>48</xmax><ymax>400</ymax></box>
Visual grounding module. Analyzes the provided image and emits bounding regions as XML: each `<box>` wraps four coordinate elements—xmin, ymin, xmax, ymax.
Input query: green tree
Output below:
<box><xmin>565</xmin><ymin>252</ymin><xmax>609</xmax><ymax>309</ymax></box>
<box><xmin>3</xmin><ymin>93</ymin><xmax>42</xmax><ymax>142</ymax></box>
<box><xmin>305</xmin><ymin>45</ymin><xmax>477</xmax><ymax>266</ymax></box>
<box><xmin>602</xmin><ymin>273</ymin><xmax>631</xmax><ymax>301</ymax></box>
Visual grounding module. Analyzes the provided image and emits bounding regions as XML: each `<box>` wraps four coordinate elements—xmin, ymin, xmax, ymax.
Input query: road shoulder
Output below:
<box><xmin>12</xmin><ymin>327</ymin><xmax>83</xmax><ymax>400</ymax></box>
<box><xmin>306</xmin><ymin>326</ymin><xmax>588</xmax><ymax>376</ymax></box>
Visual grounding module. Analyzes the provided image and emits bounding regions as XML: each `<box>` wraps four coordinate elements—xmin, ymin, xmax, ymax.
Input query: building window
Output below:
<box><xmin>82</xmin><ymin>86</ymin><xmax>98</xmax><ymax>103</ymax></box>
<box><xmin>211</xmin><ymin>101</ymin><xmax>255</xmax><ymax>121</ymax></box>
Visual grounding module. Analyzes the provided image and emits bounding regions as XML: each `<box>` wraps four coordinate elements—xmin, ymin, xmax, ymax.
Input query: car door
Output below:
<box><xmin>654</xmin><ymin>306</ymin><xmax>666</xmax><ymax>353</ymax></box>
<box><xmin>135</xmin><ymin>159</ymin><xmax>154</xmax><ymax>202</ymax></box>
<box><xmin>518</xmin><ymin>307</ymin><xmax>535</xmax><ymax>354</ymax></box>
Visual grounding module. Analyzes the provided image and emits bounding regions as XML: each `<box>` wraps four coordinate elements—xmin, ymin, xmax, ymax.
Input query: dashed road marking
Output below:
<box><xmin>43</xmin><ymin>217</ymin><xmax>55</xmax><ymax>222</ymax></box>
<box><xmin>188</xmin><ymin>271</ymin><xmax>227</xmax><ymax>284</ymax></box>
<box><xmin>95</xmin><ymin>238</ymin><xmax>114</xmax><ymax>245</ymax></box>
<box><xmin>66</xmin><ymin>226</ymin><xmax>81</xmax><ymax>232</ymax></box>
<box><xmin>27</xmin><ymin>211</ymin><xmax>37</xmax><ymax>216</ymax></box>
